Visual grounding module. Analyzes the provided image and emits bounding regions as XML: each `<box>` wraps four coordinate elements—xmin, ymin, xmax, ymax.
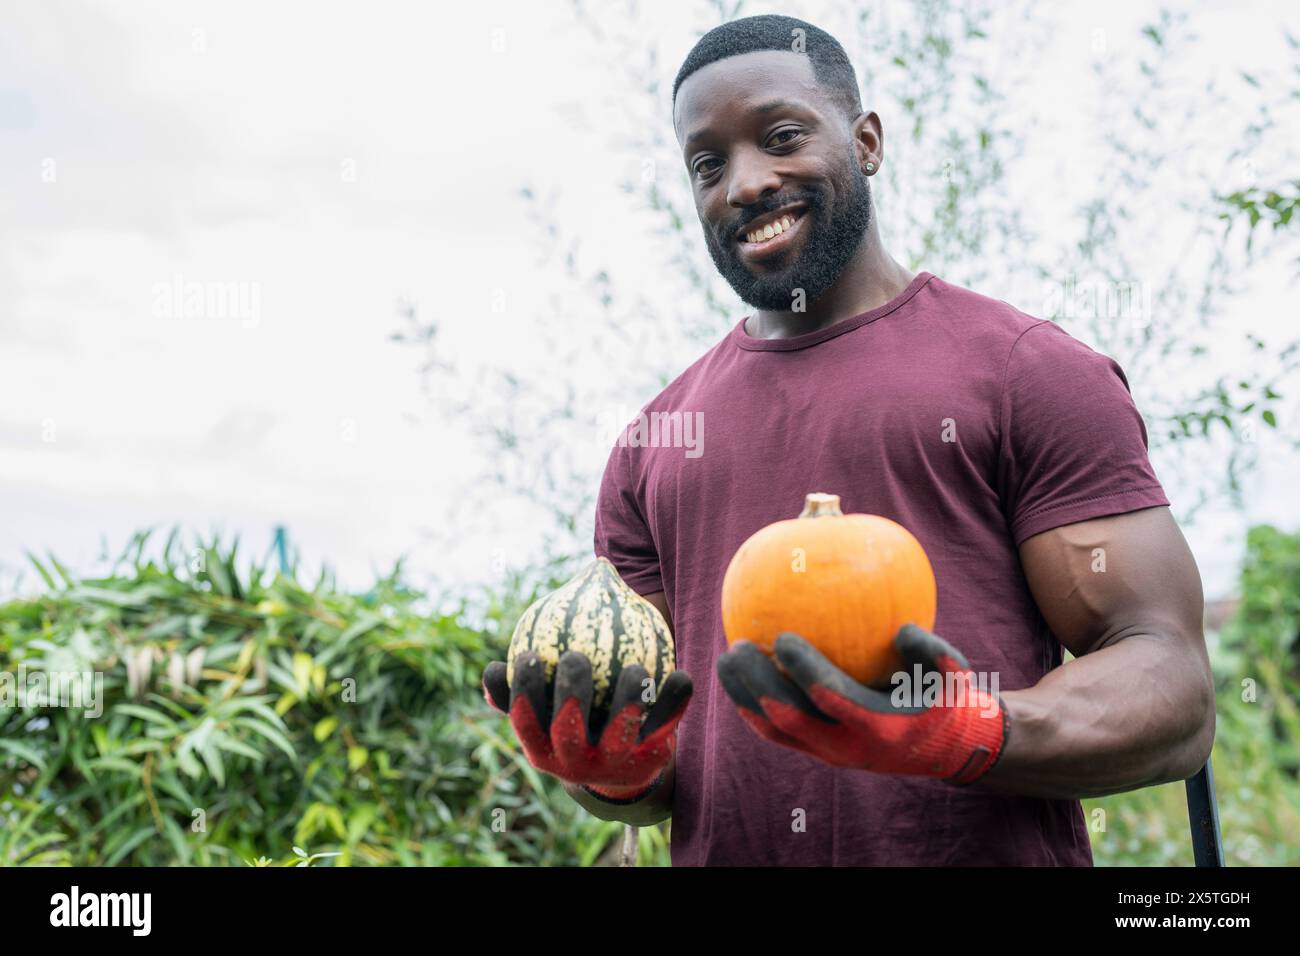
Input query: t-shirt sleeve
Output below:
<box><xmin>593</xmin><ymin>439</ymin><xmax>664</xmax><ymax>595</ymax></box>
<box><xmin>999</xmin><ymin>320</ymin><xmax>1170</xmax><ymax>547</ymax></box>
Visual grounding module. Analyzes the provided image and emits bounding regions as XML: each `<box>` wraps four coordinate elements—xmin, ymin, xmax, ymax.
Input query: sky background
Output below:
<box><xmin>1</xmin><ymin>0</ymin><xmax>1298</xmax><ymax>605</ymax></box>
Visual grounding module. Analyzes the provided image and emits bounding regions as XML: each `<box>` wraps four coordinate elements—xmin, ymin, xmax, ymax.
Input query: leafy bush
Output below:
<box><xmin>5</xmin><ymin>524</ymin><xmax>1297</xmax><ymax>866</ymax></box>
<box><xmin>0</xmin><ymin>531</ymin><xmax>670</xmax><ymax>866</ymax></box>
<box><xmin>1084</xmin><ymin>524</ymin><xmax>1300</xmax><ymax>865</ymax></box>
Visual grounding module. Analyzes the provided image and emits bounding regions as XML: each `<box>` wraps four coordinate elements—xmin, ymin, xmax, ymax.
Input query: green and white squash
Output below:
<box><xmin>507</xmin><ymin>557</ymin><xmax>675</xmax><ymax>713</ymax></box>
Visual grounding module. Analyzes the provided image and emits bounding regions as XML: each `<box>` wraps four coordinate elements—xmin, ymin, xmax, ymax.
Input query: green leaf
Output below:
<box><xmin>347</xmin><ymin>746</ymin><xmax>368</xmax><ymax>771</ymax></box>
<box><xmin>346</xmin><ymin>805</ymin><xmax>378</xmax><ymax>844</ymax></box>
<box><xmin>201</xmin><ymin>547</ymin><xmax>230</xmax><ymax>595</ymax></box>
<box><xmin>86</xmin><ymin>756</ymin><xmax>143</xmax><ymax>777</ymax></box>
<box><xmin>68</xmin><ymin>585</ymin><xmax>161</xmax><ymax>608</ymax></box>
<box><xmin>325</xmin><ymin>806</ymin><xmax>346</xmax><ymax>838</ymax></box>
<box><xmin>46</xmin><ymin>551</ymin><xmax>76</xmax><ymax>588</ymax></box>
<box><xmin>213</xmin><ymin>734</ymin><xmax>264</xmax><ymax>762</ymax></box>
<box><xmin>162</xmin><ymin>816</ymin><xmax>190</xmax><ymax>865</ymax></box>
<box><xmin>115</xmin><ymin>705</ymin><xmax>181</xmax><ymax>732</ymax></box>
<box><xmin>314</xmin><ymin>717</ymin><xmax>338</xmax><ymax>742</ymax></box>
<box><xmin>0</xmin><ymin>739</ymin><xmax>48</xmax><ymax>770</ymax></box>
<box><xmin>104</xmin><ymin>826</ymin><xmax>155</xmax><ymax>867</ymax></box>
<box><xmin>25</xmin><ymin>552</ymin><xmax>56</xmax><ymax>590</ymax></box>
<box><xmin>292</xmin><ymin>652</ymin><xmax>314</xmax><ymax>695</ymax></box>
<box><xmin>141</xmin><ymin>615</ymin><xmax>189</xmax><ymax>640</ymax></box>
<box><xmin>198</xmin><ymin>741</ymin><xmax>225</xmax><ymax>786</ymax></box>
<box><xmin>237</xmin><ymin>718</ymin><xmax>298</xmax><ymax>761</ymax></box>
<box><xmin>177</xmin><ymin>745</ymin><xmax>204</xmax><ymax>779</ymax></box>
<box><xmin>317</xmin><ymin>615</ymin><xmax>384</xmax><ymax>666</ymax></box>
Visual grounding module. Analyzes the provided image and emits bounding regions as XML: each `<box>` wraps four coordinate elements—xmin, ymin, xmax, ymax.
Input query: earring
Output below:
<box><xmin>865</xmin><ymin>162</ymin><xmax>876</xmax><ymax>172</ymax></box>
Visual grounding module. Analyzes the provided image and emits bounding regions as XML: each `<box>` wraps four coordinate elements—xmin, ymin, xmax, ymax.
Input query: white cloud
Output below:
<box><xmin>1</xmin><ymin>0</ymin><xmax>1297</xmax><ymax>603</ymax></box>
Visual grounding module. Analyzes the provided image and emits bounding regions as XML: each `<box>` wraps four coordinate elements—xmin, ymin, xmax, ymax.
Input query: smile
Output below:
<box><xmin>735</xmin><ymin>206</ymin><xmax>807</xmax><ymax>262</ymax></box>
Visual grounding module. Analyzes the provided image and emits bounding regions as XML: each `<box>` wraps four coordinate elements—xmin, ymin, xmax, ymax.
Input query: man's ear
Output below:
<box><xmin>853</xmin><ymin>111</ymin><xmax>884</xmax><ymax>172</ymax></box>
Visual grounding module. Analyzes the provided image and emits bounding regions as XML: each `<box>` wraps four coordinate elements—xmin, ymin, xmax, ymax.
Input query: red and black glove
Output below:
<box><xmin>716</xmin><ymin>624</ymin><xmax>1008</xmax><ymax>785</ymax></box>
<box><xmin>483</xmin><ymin>650</ymin><xmax>693</xmax><ymax>802</ymax></box>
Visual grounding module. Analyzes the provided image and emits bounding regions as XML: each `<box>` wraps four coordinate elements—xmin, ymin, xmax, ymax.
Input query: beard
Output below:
<box><xmin>701</xmin><ymin>149</ymin><xmax>873</xmax><ymax>313</ymax></box>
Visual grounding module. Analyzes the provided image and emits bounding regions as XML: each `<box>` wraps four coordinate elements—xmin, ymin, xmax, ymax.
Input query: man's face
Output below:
<box><xmin>674</xmin><ymin>50</ymin><xmax>872</xmax><ymax>312</ymax></box>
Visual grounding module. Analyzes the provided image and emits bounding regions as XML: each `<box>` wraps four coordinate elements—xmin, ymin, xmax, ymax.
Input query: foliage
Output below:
<box><xmin>1216</xmin><ymin>34</ymin><xmax>1300</xmax><ymax>272</ymax></box>
<box><xmin>0</xmin><ymin>531</ymin><xmax>670</xmax><ymax>866</ymax></box>
<box><xmin>1220</xmin><ymin>180</ymin><xmax>1300</xmax><ymax>259</ymax></box>
<box><xmin>5</xmin><ymin>523</ymin><xmax>1300</xmax><ymax>865</ymax></box>
<box><xmin>393</xmin><ymin>0</ymin><xmax>1300</xmax><ymax>572</ymax></box>
<box><xmin>1084</xmin><ymin>524</ymin><xmax>1300</xmax><ymax>865</ymax></box>
<box><xmin>1048</xmin><ymin>8</ymin><xmax>1299</xmax><ymax>516</ymax></box>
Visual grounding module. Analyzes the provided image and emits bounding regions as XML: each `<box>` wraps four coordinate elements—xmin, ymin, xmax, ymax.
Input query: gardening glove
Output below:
<box><xmin>716</xmin><ymin>624</ymin><xmax>1008</xmax><ymax>785</ymax></box>
<box><xmin>482</xmin><ymin>650</ymin><xmax>693</xmax><ymax>802</ymax></box>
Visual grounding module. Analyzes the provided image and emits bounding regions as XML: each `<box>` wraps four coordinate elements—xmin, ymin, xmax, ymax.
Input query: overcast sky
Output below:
<box><xmin>1</xmin><ymin>0</ymin><xmax>1297</xmax><ymax>605</ymax></box>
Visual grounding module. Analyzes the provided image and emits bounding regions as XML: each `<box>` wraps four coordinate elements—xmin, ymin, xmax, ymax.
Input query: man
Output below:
<box><xmin>482</xmin><ymin>14</ymin><xmax>1214</xmax><ymax>865</ymax></box>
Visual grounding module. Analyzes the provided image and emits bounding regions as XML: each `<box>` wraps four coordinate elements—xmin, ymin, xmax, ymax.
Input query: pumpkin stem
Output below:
<box><xmin>799</xmin><ymin>493</ymin><xmax>843</xmax><ymax>517</ymax></box>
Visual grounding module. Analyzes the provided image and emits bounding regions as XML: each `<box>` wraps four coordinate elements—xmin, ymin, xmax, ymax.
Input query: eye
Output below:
<box><xmin>693</xmin><ymin>157</ymin><xmax>721</xmax><ymax>179</ymax></box>
<box><xmin>768</xmin><ymin>128</ymin><xmax>803</xmax><ymax>147</ymax></box>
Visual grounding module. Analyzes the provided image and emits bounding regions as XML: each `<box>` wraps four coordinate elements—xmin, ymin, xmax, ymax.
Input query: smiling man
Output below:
<box><xmin>483</xmin><ymin>14</ymin><xmax>1215</xmax><ymax>866</ymax></box>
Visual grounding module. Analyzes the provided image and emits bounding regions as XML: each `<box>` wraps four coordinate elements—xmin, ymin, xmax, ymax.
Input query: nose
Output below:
<box><xmin>725</xmin><ymin>146</ymin><xmax>783</xmax><ymax>212</ymax></box>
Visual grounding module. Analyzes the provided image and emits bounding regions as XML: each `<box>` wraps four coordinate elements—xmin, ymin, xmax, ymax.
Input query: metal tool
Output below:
<box><xmin>1185</xmin><ymin>758</ymin><xmax>1224</xmax><ymax>866</ymax></box>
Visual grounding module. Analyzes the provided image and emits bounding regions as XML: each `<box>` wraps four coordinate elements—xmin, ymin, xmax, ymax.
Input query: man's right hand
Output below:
<box><xmin>482</xmin><ymin>650</ymin><xmax>692</xmax><ymax>801</ymax></box>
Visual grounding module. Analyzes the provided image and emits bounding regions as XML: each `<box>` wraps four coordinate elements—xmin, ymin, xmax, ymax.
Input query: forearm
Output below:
<box><xmin>563</xmin><ymin>754</ymin><xmax>675</xmax><ymax>825</ymax></box>
<box><xmin>975</xmin><ymin>631</ymin><xmax>1215</xmax><ymax>799</ymax></box>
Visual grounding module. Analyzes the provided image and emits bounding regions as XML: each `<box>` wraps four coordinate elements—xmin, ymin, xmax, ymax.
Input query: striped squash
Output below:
<box><xmin>507</xmin><ymin>557</ymin><xmax>675</xmax><ymax>713</ymax></box>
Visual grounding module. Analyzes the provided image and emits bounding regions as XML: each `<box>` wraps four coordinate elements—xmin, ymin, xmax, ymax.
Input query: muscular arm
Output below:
<box><xmin>975</xmin><ymin>506</ymin><xmax>1215</xmax><ymax>799</ymax></box>
<box><xmin>562</xmin><ymin>590</ymin><xmax>677</xmax><ymax>825</ymax></box>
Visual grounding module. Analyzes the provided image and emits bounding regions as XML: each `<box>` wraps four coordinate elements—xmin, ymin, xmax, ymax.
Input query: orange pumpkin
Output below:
<box><xmin>721</xmin><ymin>492</ymin><xmax>936</xmax><ymax>688</ymax></box>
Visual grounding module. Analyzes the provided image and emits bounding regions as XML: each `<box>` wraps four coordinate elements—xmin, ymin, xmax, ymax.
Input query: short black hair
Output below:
<box><xmin>672</xmin><ymin>14</ymin><xmax>863</xmax><ymax>124</ymax></box>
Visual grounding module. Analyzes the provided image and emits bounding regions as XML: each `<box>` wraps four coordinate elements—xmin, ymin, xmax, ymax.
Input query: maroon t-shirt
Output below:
<box><xmin>593</xmin><ymin>271</ymin><xmax>1170</xmax><ymax>866</ymax></box>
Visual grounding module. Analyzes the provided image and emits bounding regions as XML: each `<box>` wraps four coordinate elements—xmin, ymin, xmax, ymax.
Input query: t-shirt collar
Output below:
<box><xmin>732</xmin><ymin>271</ymin><xmax>935</xmax><ymax>352</ymax></box>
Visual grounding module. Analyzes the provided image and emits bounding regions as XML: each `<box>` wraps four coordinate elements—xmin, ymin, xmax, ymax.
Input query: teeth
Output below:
<box><xmin>745</xmin><ymin>213</ymin><xmax>800</xmax><ymax>244</ymax></box>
